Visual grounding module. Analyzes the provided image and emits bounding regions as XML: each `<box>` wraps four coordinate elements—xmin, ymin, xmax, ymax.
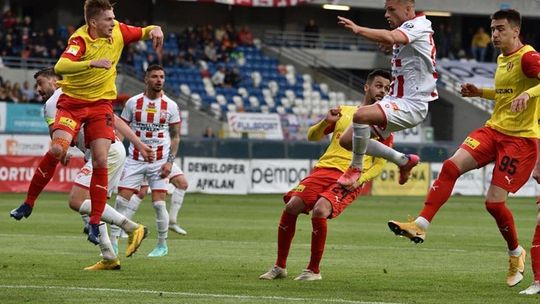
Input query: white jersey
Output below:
<box><xmin>390</xmin><ymin>13</ymin><xmax>438</xmax><ymax>102</ymax></box>
<box><xmin>121</xmin><ymin>93</ymin><xmax>181</xmax><ymax>162</ymax></box>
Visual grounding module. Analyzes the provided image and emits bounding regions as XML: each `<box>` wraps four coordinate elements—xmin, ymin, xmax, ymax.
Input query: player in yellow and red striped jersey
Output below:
<box><xmin>259</xmin><ymin>70</ymin><xmax>392</xmax><ymax>281</ymax></box>
<box><xmin>388</xmin><ymin>9</ymin><xmax>540</xmax><ymax>290</ymax></box>
<box><xmin>10</xmin><ymin>0</ymin><xmax>162</xmax><ymax>247</ymax></box>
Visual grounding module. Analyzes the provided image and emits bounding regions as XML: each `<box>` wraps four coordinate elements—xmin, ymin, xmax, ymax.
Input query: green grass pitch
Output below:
<box><xmin>0</xmin><ymin>192</ymin><xmax>539</xmax><ymax>303</ymax></box>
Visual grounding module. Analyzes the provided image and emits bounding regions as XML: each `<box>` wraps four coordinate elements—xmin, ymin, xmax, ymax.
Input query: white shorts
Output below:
<box><xmin>74</xmin><ymin>141</ymin><xmax>126</xmax><ymax>197</ymax></box>
<box><xmin>118</xmin><ymin>158</ymin><xmax>173</xmax><ymax>192</ymax></box>
<box><xmin>140</xmin><ymin>161</ymin><xmax>183</xmax><ymax>187</ymax></box>
<box><xmin>373</xmin><ymin>95</ymin><xmax>429</xmax><ymax>139</ymax></box>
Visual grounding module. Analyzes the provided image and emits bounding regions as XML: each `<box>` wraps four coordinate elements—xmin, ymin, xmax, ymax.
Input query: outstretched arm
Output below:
<box><xmin>113</xmin><ymin>114</ymin><xmax>154</xmax><ymax>162</ymax></box>
<box><xmin>307</xmin><ymin>108</ymin><xmax>341</xmax><ymax>141</ymax></box>
<box><xmin>337</xmin><ymin>16</ymin><xmax>407</xmax><ymax>45</ymax></box>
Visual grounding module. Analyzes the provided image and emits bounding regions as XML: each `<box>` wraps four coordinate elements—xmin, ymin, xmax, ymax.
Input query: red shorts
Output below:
<box><xmin>53</xmin><ymin>94</ymin><xmax>115</xmax><ymax>147</ymax></box>
<box><xmin>284</xmin><ymin>167</ymin><xmax>362</xmax><ymax>218</ymax></box>
<box><xmin>460</xmin><ymin>126</ymin><xmax>537</xmax><ymax>193</ymax></box>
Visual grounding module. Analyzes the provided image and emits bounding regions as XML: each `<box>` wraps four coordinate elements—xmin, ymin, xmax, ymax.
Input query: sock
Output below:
<box><xmin>25</xmin><ymin>152</ymin><xmax>59</xmax><ymax>207</ymax></box>
<box><xmin>350</xmin><ymin>123</ymin><xmax>370</xmax><ymax>168</ymax></box>
<box><xmin>97</xmin><ymin>222</ymin><xmax>116</xmax><ymax>260</ymax></box>
<box><xmin>367</xmin><ymin>139</ymin><xmax>408</xmax><ymax>166</ymax></box>
<box><xmin>89</xmin><ymin>167</ymin><xmax>108</xmax><ymax>225</ymax></box>
<box><xmin>79</xmin><ymin>200</ymin><xmax>138</xmax><ymax>233</ymax></box>
<box><xmin>275</xmin><ymin>211</ymin><xmax>298</xmax><ymax>269</ymax></box>
<box><xmin>419</xmin><ymin>160</ymin><xmax>461</xmax><ymax>222</ymax></box>
<box><xmin>485</xmin><ymin>201</ymin><xmax>519</xmax><ymax>251</ymax></box>
<box><xmin>169</xmin><ymin>188</ymin><xmax>186</xmax><ymax>225</ymax></box>
<box><xmin>110</xmin><ymin>196</ymin><xmax>130</xmax><ymax>238</ymax></box>
<box><xmin>414</xmin><ymin>216</ymin><xmax>430</xmax><ymax>231</ymax></box>
<box><xmin>307</xmin><ymin>217</ymin><xmax>328</xmax><ymax>274</ymax></box>
<box><xmin>532</xmin><ymin>224</ymin><xmax>540</xmax><ymax>281</ymax></box>
<box><xmin>81</xmin><ymin>214</ymin><xmax>90</xmax><ymax>229</ymax></box>
<box><xmin>153</xmin><ymin>200</ymin><xmax>169</xmax><ymax>246</ymax></box>
<box><xmin>125</xmin><ymin>194</ymin><xmax>142</xmax><ymax>220</ymax></box>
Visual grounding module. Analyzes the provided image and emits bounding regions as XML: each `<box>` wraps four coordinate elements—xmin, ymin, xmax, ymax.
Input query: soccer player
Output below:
<box><xmin>336</xmin><ymin>0</ymin><xmax>437</xmax><ymax>187</ymax></box>
<box><xmin>112</xmin><ymin>64</ymin><xmax>181</xmax><ymax>257</ymax></box>
<box><xmin>259</xmin><ymin>70</ymin><xmax>392</xmax><ymax>281</ymax></box>
<box><xmin>388</xmin><ymin>9</ymin><xmax>539</xmax><ymax>288</ymax></box>
<box><xmin>123</xmin><ymin>172</ymin><xmax>189</xmax><ymax>235</ymax></box>
<box><xmin>33</xmin><ymin>67</ymin><xmax>152</xmax><ymax>269</ymax></box>
<box><xmin>9</xmin><ymin>0</ymin><xmax>163</xmax><ymax>245</ymax></box>
<box><xmin>521</xmin><ymin>142</ymin><xmax>540</xmax><ymax>294</ymax></box>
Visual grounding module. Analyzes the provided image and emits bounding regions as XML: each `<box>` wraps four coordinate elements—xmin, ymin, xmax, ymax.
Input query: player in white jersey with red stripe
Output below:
<box><xmin>113</xmin><ymin>64</ymin><xmax>182</xmax><ymax>257</ymax></box>
<box><xmin>336</xmin><ymin>0</ymin><xmax>437</xmax><ymax>188</ymax></box>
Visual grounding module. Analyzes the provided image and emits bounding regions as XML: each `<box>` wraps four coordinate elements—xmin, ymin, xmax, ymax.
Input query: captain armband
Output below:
<box><xmin>167</xmin><ymin>153</ymin><xmax>175</xmax><ymax>163</ymax></box>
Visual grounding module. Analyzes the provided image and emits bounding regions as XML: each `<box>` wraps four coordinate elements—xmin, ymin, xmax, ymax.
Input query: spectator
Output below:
<box><xmin>204</xmin><ymin>41</ymin><xmax>218</xmax><ymax>62</ymax></box>
<box><xmin>212</xmin><ymin>65</ymin><xmax>226</xmax><ymax>87</ymax></box>
<box><xmin>303</xmin><ymin>19</ymin><xmax>319</xmax><ymax>48</ymax></box>
<box><xmin>203</xmin><ymin>127</ymin><xmax>216</xmax><ymax>138</ymax></box>
<box><xmin>21</xmin><ymin>80</ymin><xmax>35</xmax><ymax>101</ymax></box>
<box><xmin>435</xmin><ymin>24</ymin><xmax>454</xmax><ymax>59</ymax></box>
<box><xmin>237</xmin><ymin>26</ymin><xmax>254</xmax><ymax>46</ymax></box>
<box><xmin>471</xmin><ymin>27</ymin><xmax>491</xmax><ymax>62</ymax></box>
<box><xmin>225</xmin><ymin>66</ymin><xmax>242</xmax><ymax>88</ymax></box>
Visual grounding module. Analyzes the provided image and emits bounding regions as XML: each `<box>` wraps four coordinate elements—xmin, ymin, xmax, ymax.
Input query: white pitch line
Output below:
<box><xmin>0</xmin><ymin>285</ymin><xmax>399</xmax><ymax>304</ymax></box>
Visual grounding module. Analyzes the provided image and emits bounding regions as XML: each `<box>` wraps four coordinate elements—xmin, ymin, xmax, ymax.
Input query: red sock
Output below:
<box><xmin>89</xmin><ymin>167</ymin><xmax>108</xmax><ymax>225</ymax></box>
<box><xmin>419</xmin><ymin>160</ymin><xmax>461</xmax><ymax>222</ymax></box>
<box><xmin>25</xmin><ymin>152</ymin><xmax>60</xmax><ymax>207</ymax></box>
<box><xmin>532</xmin><ymin>225</ymin><xmax>540</xmax><ymax>281</ymax></box>
<box><xmin>485</xmin><ymin>201</ymin><xmax>519</xmax><ymax>251</ymax></box>
<box><xmin>275</xmin><ymin>211</ymin><xmax>298</xmax><ymax>269</ymax></box>
<box><xmin>307</xmin><ymin>217</ymin><xmax>327</xmax><ymax>274</ymax></box>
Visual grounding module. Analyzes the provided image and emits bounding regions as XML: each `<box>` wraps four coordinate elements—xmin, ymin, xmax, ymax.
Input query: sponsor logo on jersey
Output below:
<box><xmin>403</xmin><ymin>22</ymin><xmax>414</xmax><ymax>29</ymax></box>
<box><xmin>463</xmin><ymin>136</ymin><xmax>480</xmax><ymax>149</ymax></box>
<box><xmin>495</xmin><ymin>88</ymin><xmax>513</xmax><ymax>94</ymax></box>
<box><xmin>146</xmin><ymin>102</ymin><xmax>157</xmax><ymax>113</ymax></box>
<box><xmin>291</xmin><ymin>184</ymin><xmax>305</xmax><ymax>192</ymax></box>
<box><xmin>59</xmin><ymin>116</ymin><xmax>77</xmax><ymax>130</ymax></box>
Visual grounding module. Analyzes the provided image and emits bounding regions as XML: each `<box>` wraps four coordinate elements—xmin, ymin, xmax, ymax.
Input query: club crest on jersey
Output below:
<box><xmin>66</xmin><ymin>45</ymin><xmax>80</xmax><ymax>56</ymax></box>
<box><xmin>146</xmin><ymin>101</ymin><xmax>157</xmax><ymax>113</ymax></box>
<box><xmin>291</xmin><ymin>184</ymin><xmax>305</xmax><ymax>192</ymax></box>
<box><xmin>160</xmin><ymin>110</ymin><xmax>168</xmax><ymax>121</ymax></box>
<box><xmin>463</xmin><ymin>136</ymin><xmax>480</xmax><ymax>149</ymax></box>
<box><xmin>506</xmin><ymin>62</ymin><xmax>514</xmax><ymax>72</ymax></box>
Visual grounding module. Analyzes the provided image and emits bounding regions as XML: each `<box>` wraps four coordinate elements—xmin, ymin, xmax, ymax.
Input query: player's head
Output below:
<box><xmin>384</xmin><ymin>0</ymin><xmax>415</xmax><ymax>29</ymax></box>
<box><xmin>34</xmin><ymin>67</ymin><xmax>61</xmax><ymax>101</ymax></box>
<box><xmin>490</xmin><ymin>9</ymin><xmax>521</xmax><ymax>51</ymax></box>
<box><xmin>144</xmin><ymin>64</ymin><xmax>165</xmax><ymax>93</ymax></box>
<box><xmin>363</xmin><ymin>69</ymin><xmax>391</xmax><ymax>105</ymax></box>
<box><xmin>84</xmin><ymin>0</ymin><xmax>115</xmax><ymax>38</ymax></box>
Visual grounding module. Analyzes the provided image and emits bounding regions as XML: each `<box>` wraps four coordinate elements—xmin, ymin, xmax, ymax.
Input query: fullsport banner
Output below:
<box><xmin>226</xmin><ymin>112</ymin><xmax>283</xmax><ymax>140</ymax></box>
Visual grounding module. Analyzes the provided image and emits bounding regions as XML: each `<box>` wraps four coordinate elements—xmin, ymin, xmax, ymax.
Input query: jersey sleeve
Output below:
<box><xmin>169</xmin><ymin>102</ymin><xmax>181</xmax><ymax>124</ymax></box>
<box><xmin>521</xmin><ymin>51</ymin><xmax>540</xmax><ymax>79</ymax></box>
<box><xmin>397</xmin><ymin>18</ymin><xmax>429</xmax><ymax>45</ymax></box>
<box><xmin>60</xmin><ymin>36</ymin><xmax>86</xmax><ymax>61</ymax></box>
<box><xmin>43</xmin><ymin>89</ymin><xmax>62</xmax><ymax>125</ymax></box>
<box><xmin>120</xmin><ymin>99</ymin><xmax>134</xmax><ymax>123</ymax></box>
<box><xmin>118</xmin><ymin>22</ymin><xmax>143</xmax><ymax>45</ymax></box>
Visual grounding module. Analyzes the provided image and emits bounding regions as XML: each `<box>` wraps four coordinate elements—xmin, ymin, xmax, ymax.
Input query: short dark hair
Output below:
<box><xmin>33</xmin><ymin>67</ymin><xmax>62</xmax><ymax>80</ymax></box>
<box><xmin>366</xmin><ymin>69</ymin><xmax>392</xmax><ymax>84</ymax></box>
<box><xmin>84</xmin><ymin>0</ymin><xmax>114</xmax><ymax>24</ymax></box>
<box><xmin>491</xmin><ymin>9</ymin><xmax>521</xmax><ymax>28</ymax></box>
<box><xmin>145</xmin><ymin>64</ymin><xmax>165</xmax><ymax>76</ymax></box>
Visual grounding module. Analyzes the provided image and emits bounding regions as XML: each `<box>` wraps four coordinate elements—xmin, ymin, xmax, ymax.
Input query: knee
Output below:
<box><xmin>284</xmin><ymin>199</ymin><xmax>304</xmax><ymax>215</ymax></box>
<box><xmin>173</xmin><ymin>178</ymin><xmax>188</xmax><ymax>190</ymax></box>
<box><xmin>50</xmin><ymin>137</ymin><xmax>70</xmax><ymax>160</ymax></box>
<box><xmin>312</xmin><ymin>201</ymin><xmax>331</xmax><ymax>218</ymax></box>
<box><xmin>92</xmin><ymin>155</ymin><xmax>108</xmax><ymax>168</ymax></box>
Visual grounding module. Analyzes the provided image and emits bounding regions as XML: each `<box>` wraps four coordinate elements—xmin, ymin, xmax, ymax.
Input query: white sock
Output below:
<box><xmin>367</xmin><ymin>139</ymin><xmax>409</xmax><ymax>166</ymax></box>
<box><xmin>414</xmin><ymin>216</ymin><xmax>430</xmax><ymax>230</ymax></box>
<box><xmin>169</xmin><ymin>188</ymin><xmax>186</xmax><ymax>225</ymax></box>
<box><xmin>81</xmin><ymin>214</ymin><xmax>90</xmax><ymax>229</ymax></box>
<box><xmin>153</xmin><ymin>200</ymin><xmax>169</xmax><ymax>246</ymax></box>
<box><xmin>351</xmin><ymin>123</ymin><xmax>370</xmax><ymax>168</ymax></box>
<box><xmin>79</xmin><ymin>199</ymin><xmax>139</xmax><ymax>236</ymax></box>
<box><xmin>125</xmin><ymin>194</ymin><xmax>143</xmax><ymax>220</ymax></box>
<box><xmin>509</xmin><ymin>245</ymin><xmax>523</xmax><ymax>257</ymax></box>
<box><xmin>110</xmin><ymin>196</ymin><xmax>130</xmax><ymax>238</ymax></box>
<box><xmin>98</xmin><ymin>222</ymin><xmax>116</xmax><ymax>261</ymax></box>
